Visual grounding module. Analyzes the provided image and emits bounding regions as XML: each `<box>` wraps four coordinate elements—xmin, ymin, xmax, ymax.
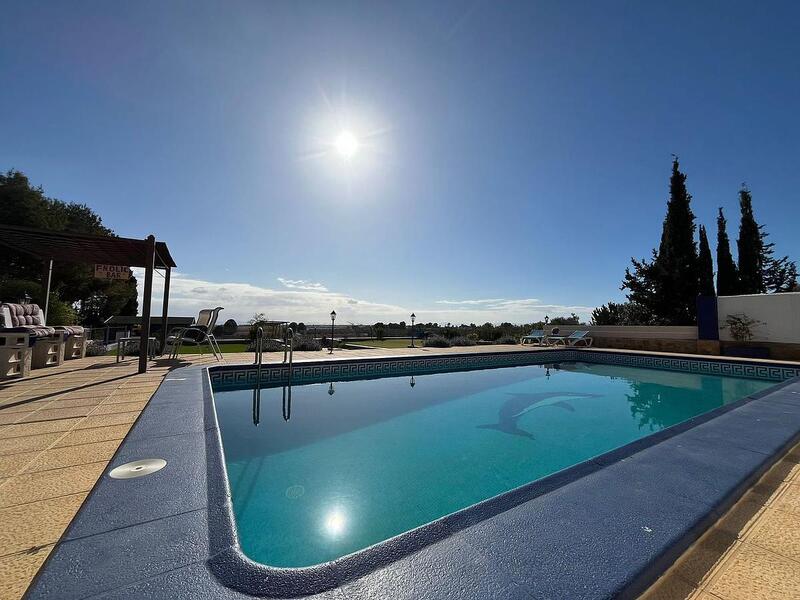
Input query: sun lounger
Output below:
<box><xmin>520</xmin><ymin>330</ymin><xmax>546</xmax><ymax>345</ymax></box>
<box><xmin>549</xmin><ymin>330</ymin><xmax>593</xmax><ymax>347</ymax></box>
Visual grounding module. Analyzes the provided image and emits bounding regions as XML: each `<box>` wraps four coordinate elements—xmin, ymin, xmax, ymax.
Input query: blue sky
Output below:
<box><xmin>2</xmin><ymin>1</ymin><xmax>799</xmax><ymax>324</ymax></box>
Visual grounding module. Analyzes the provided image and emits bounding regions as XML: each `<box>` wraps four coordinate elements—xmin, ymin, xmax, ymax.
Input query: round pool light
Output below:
<box><xmin>109</xmin><ymin>458</ymin><xmax>167</xmax><ymax>479</ymax></box>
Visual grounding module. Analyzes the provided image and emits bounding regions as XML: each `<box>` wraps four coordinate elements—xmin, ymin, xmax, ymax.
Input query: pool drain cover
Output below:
<box><xmin>109</xmin><ymin>458</ymin><xmax>167</xmax><ymax>479</ymax></box>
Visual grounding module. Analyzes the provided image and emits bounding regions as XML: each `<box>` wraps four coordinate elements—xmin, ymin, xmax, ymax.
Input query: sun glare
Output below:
<box><xmin>323</xmin><ymin>508</ymin><xmax>347</xmax><ymax>537</ymax></box>
<box><xmin>334</xmin><ymin>130</ymin><xmax>359</xmax><ymax>159</ymax></box>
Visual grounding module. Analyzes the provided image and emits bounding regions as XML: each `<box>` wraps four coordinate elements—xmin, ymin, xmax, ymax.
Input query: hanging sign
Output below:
<box><xmin>94</xmin><ymin>264</ymin><xmax>133</xmax><ymax>280</ymax></box>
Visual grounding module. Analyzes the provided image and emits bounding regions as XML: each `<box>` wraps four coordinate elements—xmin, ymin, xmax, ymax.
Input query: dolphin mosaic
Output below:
<box><xmin>478</xmin><ymin>391</ymin><xmax>602</xmax><ymax>439</ymax></box>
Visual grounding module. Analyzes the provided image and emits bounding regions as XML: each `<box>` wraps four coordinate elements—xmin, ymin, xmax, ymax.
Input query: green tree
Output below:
<box><xmin>550</xmin><ymin>313</ymin><xmax>581</xmax><ymax>325</ymax></box>
<box><xmin>736</xmin><ymin>186</ymin><xmax>762</xmax><ymax>294</ymax></box>
<box><xmin>591</xmin><ymin>301</ymin><xmax>655</xmax><ymax>326</ymax></box>
<box><xmin>715</xmin><ymin>207</ymin><xmax>739</xmax><ymax>296</ymax></box>
<box><xmin>591</xmin><ymin>302</ymin><xmax>624</xmax><ymax>325</ymax></box>
<box><xmin>0</xmin><ymin>170</ymin><xmax>138</xmax><ymax>326</ymax></box>
<box><xmin>697</xmin><ymin>225</ymin><xmax>715</xmax><ymax>296</ymax></box>
<box><xmin>623</xmin><ymin>157</ymin><xmax>698</xmax><ymax>324</ymax></box>
<box><xmin>760</xmin><ymin>227</ymin><xmax>798</xmax><ymax>293</ymax></box>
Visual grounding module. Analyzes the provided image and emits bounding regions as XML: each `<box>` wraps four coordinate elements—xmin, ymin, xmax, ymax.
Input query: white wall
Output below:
<box><xmin>718</xmin><ymin>293</ymin><xmax>800</xmax><ymax>343</ymax></box>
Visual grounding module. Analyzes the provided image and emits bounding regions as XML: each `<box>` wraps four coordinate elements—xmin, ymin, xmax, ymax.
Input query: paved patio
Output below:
<box><xmin>0</xmin><ymin>346</ymin><xmax>798</xmax><ymax>600</ymax></box>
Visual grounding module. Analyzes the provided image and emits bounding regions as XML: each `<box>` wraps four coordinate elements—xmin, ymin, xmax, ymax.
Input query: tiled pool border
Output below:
<box><xmin>24</xmin><ymin>349</ymin><xmax>800</xmax><ymax>599</ymax></box>
<box><xmin>209</xmin><ymin>348</ymin><xmax>800</xmax><ymax>388</ymax></box>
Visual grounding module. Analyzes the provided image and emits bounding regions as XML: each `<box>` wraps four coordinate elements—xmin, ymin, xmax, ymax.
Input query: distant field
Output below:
<box><xmin>348</xmin><ymin>338</ymin><xmax>416</xmax><ymax>349</ymax></box>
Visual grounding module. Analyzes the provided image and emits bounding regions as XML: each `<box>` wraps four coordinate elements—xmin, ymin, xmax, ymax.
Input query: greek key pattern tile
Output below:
<box><xmin>586</xmin><ymin>352</ymin><xmax>800</xmax><ymax>381</ymax></box>
<box><xmin>209</xmin><ymin>350</ymin><xmax>799</xmax><ymax>389</ymax></box>
<box><xmin>209</xmin><ymin>350</ymin><xmax>572</xmax><ymax>388</ymax></box>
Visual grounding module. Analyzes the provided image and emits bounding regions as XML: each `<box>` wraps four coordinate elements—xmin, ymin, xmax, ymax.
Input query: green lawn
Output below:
<box><xmin>348</xmin><ymin>338</ymin><xmax>417</xmax><ymax>348</ymax></box>
<box><xmin>176</xmin><ymin>343</ymin><xmax>249</xmax><ymax>354</ymax></box>
<box><xmin>107</xmin><ymin>342</ymin><xmax>249</xmax><ymax>356</ymax></box>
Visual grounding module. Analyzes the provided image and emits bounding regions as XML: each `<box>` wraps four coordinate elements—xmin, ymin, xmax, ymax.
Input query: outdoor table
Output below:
<box><xmin>117</xmin><ymin>336</ymin><xmax>158</xmax><ymax>362</ymax></box>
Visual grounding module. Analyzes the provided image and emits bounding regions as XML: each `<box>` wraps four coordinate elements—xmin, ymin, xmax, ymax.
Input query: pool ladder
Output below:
<box><xmin>252</xmin><ymin>326</ymin><xmax>294</xmax><ymax>425</ymax></box>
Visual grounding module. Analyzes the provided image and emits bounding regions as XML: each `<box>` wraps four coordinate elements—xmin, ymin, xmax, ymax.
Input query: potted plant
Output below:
<box><xmin>721</xmin><ymin>313</ymin><xmax>769</xmax><ymax>358</ymax></box>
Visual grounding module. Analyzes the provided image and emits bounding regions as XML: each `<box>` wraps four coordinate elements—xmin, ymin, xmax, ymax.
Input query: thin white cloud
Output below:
<box><xmin>132</xmin><ymin>270</ymin><xmax>593</xmax><ymax>325</ymax></box>
<box><xmin>435</xmin><ymin>298</ymin><xmax>507</xmax><ymax>305</ymax></box>
<box><xmin>277</xmin><ymin>278</ymin><xmax>328</xmax><ymax>292</ymax></box>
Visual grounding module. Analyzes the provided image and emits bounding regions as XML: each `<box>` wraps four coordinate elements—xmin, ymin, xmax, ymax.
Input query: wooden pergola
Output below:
<box><xmin>0</xmin><ymin>224</ymin><xmax>177</xmax><ymax>373</ymax></box>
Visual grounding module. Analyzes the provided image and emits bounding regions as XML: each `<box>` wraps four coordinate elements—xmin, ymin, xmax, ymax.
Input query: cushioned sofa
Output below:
<box><xmin>0</xmin><ymin>303</ymin><xmax>74</xmax><ymax>369</ymax></box>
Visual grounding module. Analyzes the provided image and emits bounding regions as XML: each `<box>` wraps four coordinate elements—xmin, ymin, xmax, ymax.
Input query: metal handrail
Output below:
<box><xmin>282</xmin><ymin>327</ymin><xmax>294</xmax><ymax>421</ymax></box>
<box><xmin>254</xmin><ymin>326</ymin><xmax>264</xmax><ymax>368</ymax></box>
<box><xmin>285</xmin><ymin>327</ymin><xmax>294</xmax><ymax>382</ymax></box>
<box><xmin>252</xmin><ymin>327</ymin><xmax>264</xmax><ymax>426</ymax></box>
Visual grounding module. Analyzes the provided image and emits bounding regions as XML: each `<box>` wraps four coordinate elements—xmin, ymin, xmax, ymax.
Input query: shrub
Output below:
<box><xmin>247</xmin><ymin>338</ymin><xmax>284</xmax><ymax>352</ymax></box>
<box><xmin>496</xmin><ymin>335</ymin><xmax>518</xmax><ymax>345</ymax></box>
<box><xmin>423</xmin><ymin>335</ymin><xmax>451</xmax><ymax>348</ymax></box>
<box><xmin>85</xmin><ymin>340</ymin><xmax>108</xmax><ymax>357</ymax></box>
<box><xmin>247</xmin><ymin>334</ymin><xmax>322</xmax><ymax>352</ymax></box>
<box><xmin>723</xmin><ymin>313</ymin><xmax>762</xmax><ymax>343</ymax></box>
<box><xmin>46</xmin><ymin>297</ymin><xmax>78</xmax><ymax>326</ymax></box>
<box><xmin>292</xmin><ymin>335</ymin><xmax>322</xmax><ymax>351</ymax></box>
<box><xmin>450</xmin><ymin>336</ymin><xmax>476</xmax><ymax>346</ymax></box>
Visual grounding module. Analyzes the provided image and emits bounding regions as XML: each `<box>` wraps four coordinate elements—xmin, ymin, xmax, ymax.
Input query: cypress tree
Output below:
<box><xmin>622</xmin><ymin>157</ymin><xmax>699</xmax><ymax>324</ymax></box>
<box><xmin>716</xmin><ymin>207</ymin><xmax>739</xmax><ymax>296</ymax></box>
<box><xmin>697</xmin><ymin>225</ymin><xmax>715</xmax><ymax>296</ymax></box>
<box><xmin>736</xmin><ymin>186</ymin><xmax>763</xmax><ymax>294</ymax></box>
<box><xmin>654</xmin><ymin>157</ymin><xmax>699</xmax><ymax>321</ymax></box>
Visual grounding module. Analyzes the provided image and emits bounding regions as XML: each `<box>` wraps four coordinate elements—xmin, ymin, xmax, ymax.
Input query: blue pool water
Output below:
<box><xmin>212</xmin><ymin>361</ymin><xmax>776</xmax><ymax>567</ymax></box>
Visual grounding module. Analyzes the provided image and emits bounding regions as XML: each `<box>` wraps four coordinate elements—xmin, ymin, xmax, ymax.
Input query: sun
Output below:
<box><xmin>334</xmin><ymin>130</ymin><xmax>359</xmax><ymax>159</ymax></box>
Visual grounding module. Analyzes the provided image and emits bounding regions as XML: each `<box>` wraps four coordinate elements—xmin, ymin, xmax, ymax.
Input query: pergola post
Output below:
<box><xmin>43</xmin><ymin>258</ymin><xmax>53</xmax><ymax>324</ymax></box>
<box><xmin>139</xmin><ymin>235</ymin><xmax>156</xmax><ymax>374</ymax></box>
<box><xmin>160</xmin><ymin>266</ymin><xmax>171</xmax><ymax>355</ymax></box>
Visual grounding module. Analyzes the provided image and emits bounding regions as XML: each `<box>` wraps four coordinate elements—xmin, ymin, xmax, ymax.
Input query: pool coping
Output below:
<box><xmin>24</xmin><ymin>349</ymin><xmax>800</xmax><ymax>600</ymax></box>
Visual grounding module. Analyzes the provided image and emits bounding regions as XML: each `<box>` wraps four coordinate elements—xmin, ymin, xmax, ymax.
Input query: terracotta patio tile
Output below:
<box><xmin>0</xmin><ymin>433</ymin><xmax>64</xmax><ymax>456</ymax></box>
<box><xmin>0</xmin><ymin>545</ymin><xmax>53</xmax><ymax>600</ymax></box>
<box><xmin>0</xmin><ymin>419</ymin><xmax>81</xmax><ymax>440</ymax></box>
<box><xmin>18</xmin><ymin>406</ymin><xmax>94</xmax><ymax>422</ymax></box>
<box><xmin>0</xmin><ymin>461</ymin><xmax>105</xmax><ymax>508</ymax></box>
<box><xmin>0</xmin><ymin>493</ymin><xmax>86</xmax><ymax>557</ymax></box>
<box><xmin>0</xmin><ymin>412</ymin><xmax>28</xmax><ymax>426</ymax></box>
<box><xmin>73</xmin><ymin>411</ymin><xmax>139</xmax><ymax>430</ymax></box>
<box><xmin>772</xmin><ymin>482</ymin><xmax>800</xmax><ymax>517</ymax></box>
<box><xmin>747</xmin><ymin>507</ymin><xmax>800</xmax><ymax>563</ymax></box>
<box><xmin>91</xmin><ymin>400</ymin><xmax>149</xmax><ymax>415</ymax></box>
<box><xmin>708</xmin><ymin>543</ymin><xmax>800</xmax><ymax>600</ymax></box>
<box><xmin>0</xmin><ymin>452</ymin><xmax>39</xmax><ymax>479</ymax></box>
<box><xmin>103</xmin><ymin>392</ymin><xmax>156</xmax><ymax>403</ymax></box>
<box><xmin>23</xmin><ymin>440</ymin><xmax>121</xmax><ymax>474</ymax></box>
<box><xmin>53</xmin><ymin>424</ymin><xmax>132</xmax><ymax>447</ymax></box>
<box><xmin>41</xmin><ymin>396</ymin><xmax>105</xmax><ymax>410</ymax></box>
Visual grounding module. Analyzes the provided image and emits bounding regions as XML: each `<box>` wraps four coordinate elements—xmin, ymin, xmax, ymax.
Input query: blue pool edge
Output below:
<box><xmin>23</xmin><ymin>349</ymin><xmax>800</xmax><ymax>600</ymax></box>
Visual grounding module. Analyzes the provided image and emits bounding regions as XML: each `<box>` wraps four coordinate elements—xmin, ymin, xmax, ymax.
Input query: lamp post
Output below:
<box><xmin>410</xmin><ymin>313</ymin><xmax>416</xmax><ymax>348</ymax></box>
<box><xmin>329</xmin><ymin>310</ymin><xmax>336</xmax><ymax>354</ymax></box>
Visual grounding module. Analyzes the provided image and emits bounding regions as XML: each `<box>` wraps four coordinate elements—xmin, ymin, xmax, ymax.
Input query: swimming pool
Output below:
<box><xmin>212</xmin><ymin>359</ymin><xmax>778</xmax><ymax>568</ymax></box>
